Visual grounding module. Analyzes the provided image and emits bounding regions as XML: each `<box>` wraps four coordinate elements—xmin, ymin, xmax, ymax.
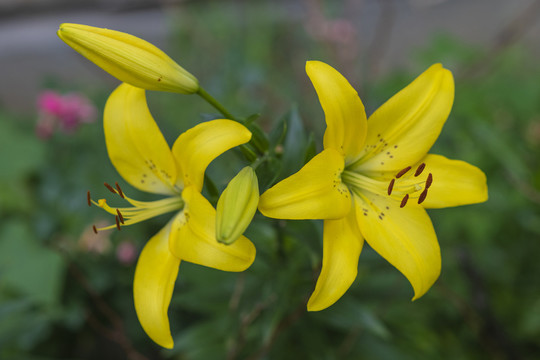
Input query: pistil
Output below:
<box><xmin>88</xmin><ymin>182</ymin><xmax>184</xmax><ymax>232</ymax></box>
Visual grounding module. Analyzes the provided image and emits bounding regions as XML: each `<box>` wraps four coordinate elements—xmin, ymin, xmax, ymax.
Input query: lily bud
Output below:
<box><xmin>57</xmin><ymin>23</ymin><xmax>199</xmax><ymax>94</ymax></box>
<box><xmin>216</xmin><ymin>167</ymin><xmax>259</xmax><ymax>245</ymax></box>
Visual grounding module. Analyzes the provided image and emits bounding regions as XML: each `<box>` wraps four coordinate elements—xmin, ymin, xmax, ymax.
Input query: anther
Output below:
<box><xmin>418</xmin><ymin>189</ymin><xmax>428</xmax><ymax>204</ymax></box>
<box><xmin>387</xmin><ymin>179</ymin><xmax>395</xmax><ymax>195</ymax></box>
<box><xmin>115</xmin><ymin>182</ymin><xmax>125</xmax><ymax>199</ymax></box>
<box><xmin>104</xmin><ymin>182</ymin><xmax>117</xmax><ymax>194</ymax></box>
<box><xmin>92</xmin><ymin>225</ymin><xmax>98</xmax><ymax>234</ymax></box>
<box><xmin>414</xmin><ymin>163</ymin><xmax>426</xmax><ymax>177</ymax></box>
<box><xmin>400</xmin><ymin>194</ymin><xmax>409</xmax><ymax>208</ymax></box>
<box><xmin>396</xmin><ymin>166</ymin><xmax>411</xmax><ymax>178</ymax></box>
<box><xmin>116</xmin><ymin>208</ymin><xmax>125</xmax><ymax>224</ymax></box>
<box><xmin>87</xmin><ymin>191</ymin><xmax>92</xmax><ymax>207</ymax></box>
<box><xmin>425</xmin><ymin>173</ymin><xmax>433</xmax><ymax>189</ymax></box>
<box><xmin>115</xmin><ymin>216</ymin><xmax>121</xmax><ymax>231</ymax></box>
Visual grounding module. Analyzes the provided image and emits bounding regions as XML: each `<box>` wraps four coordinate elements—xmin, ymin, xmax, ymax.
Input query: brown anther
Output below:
<box><xmin>115</xmin><ymin>182</ymin><xmax>125</xmax><ymax>199</ymax></box>
<box><xmin>92</xmin><ymin>225</ymin><xmax>98</xmax><ymax>234</ymax></box>
<box><xmin>418</xmin><ymin>189</ymin><xmax>428</xmax><ymax>204</ymax></box>
<box><xmin>425</xmin><ymin>173</ymin><xmax>433</xmax><ymax>189</ymax></box>
<box><xmin>387</xmin><ymin>178</ymin><xmax>395</xmax><ymax>195</ymax></box>
<box><xmin>115</xmin><ymin>216</ymin><xmax>121</xmax><ymax>231</ymax></box>
<box><xmin>396</xmin><ymin>166</ymin><xmax>411</xmax><ymax>178</ymax></box>
<box><xmin>414</xmin><ymin>163</ymin><xmax>426</xmax><ymax>177</ymax></box>
<box><xmin>104</xmin><ymin>182</ymin><xmax>117</xmax><ymax>194</ymax></box>
<box><xmin>400</xmin><ymin>194</ymin><xmax>409</xmax><ymax>208</ymax></box>
<box><xmin>87</xmin><ymin>191</ymin><xmax>92</xmax><ymax>207</ymax></box>
<box><xmin>116</xmin><ymin>208</ymin><xmax>125</xmax><ymax>224</ymax></box>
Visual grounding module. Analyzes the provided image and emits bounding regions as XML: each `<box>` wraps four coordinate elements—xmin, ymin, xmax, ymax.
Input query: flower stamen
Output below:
<box><xmin>87</xmin><ymin>191</ymin><xmax>92</xmax><ymax>207</ymax></box>
<box><xmin>87</xmin><ymin>183</ymin><xmax>184</xmax><ymax>233</ymax></box>
<box><xmin>115</xmin><ymin>216</ymin><xmax>121</xmax><ymax>230</ymax></box>
<box><xmin>414</xmin><ymin>163</ymin><xmax>426</xmax><ymax>177</ymax></box>
<box><xmin>418</xmin><ymin>188</ymin><xmax>428</xmax><ymax>204</ymax></box>
<box><xmin>115</xmin><ymin>182</ymin><xmax>125</xmax><ymax>199</ymax></box>
<box><xmin>426</xmin><ymin>173</ymin><xmax>433</xmax><ymax>189</ymax></box>
<box><xmin>400</xmin><ymin>194</ymin><xmax>409</xmax><ymax>208</ymax></box>
<box><xmin>104</xmin><ymin>182</ymin><xmax>117</xmax><ymax>194</ymax></box>
<box><xmin>92</xmin><ymin>225</ymin><xmax>98</xmax><ymax>234</ymax></box>
<box><xmin>387</xmin><ymin>178</ymin><xmax>395</xmax><ymax>195</ymax></box>
<box><xmin>396</xmin><ymin>166</ymin><xmax>411</xmax><ymax>178</ymax></box>
<box><xmin>116</xmin><ymin>208</ymin><xmax>125</xmax><ymax>224</ymax></box>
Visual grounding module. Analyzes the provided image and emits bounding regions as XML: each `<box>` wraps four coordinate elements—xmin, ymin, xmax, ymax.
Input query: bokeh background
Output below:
<box><xmin>1</xmin><ymin>0</ymin><xmax>540</xmax><ymax>359</ymax></box>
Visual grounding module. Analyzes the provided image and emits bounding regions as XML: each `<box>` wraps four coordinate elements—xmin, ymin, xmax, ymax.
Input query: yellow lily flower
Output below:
<box><xmin>258</xmin><ymin>61</ymin><xmax>488</xmax><ymax>311</ymax></box>
<box><xmin>90</xmin><ymin>82</ymin><xmax>255</xmax><ymax>348</ymax></box>
<box><xmin>57</xmin><ymin>23</ymin><xmax>199</xmax><ymax>93</ymax></box>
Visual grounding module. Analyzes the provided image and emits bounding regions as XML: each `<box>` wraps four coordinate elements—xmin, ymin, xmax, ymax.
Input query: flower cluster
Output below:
<box><xmin>36</xmin><ymin>90</ymin><xmax>96</xmax><ymax>138</ymax></box>
<box><xmin>58</xmin><ymin>23</ymin><xmax>488</xmax><ymax>349</ymax></box>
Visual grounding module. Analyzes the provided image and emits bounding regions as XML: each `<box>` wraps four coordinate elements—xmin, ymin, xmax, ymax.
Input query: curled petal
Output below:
<box><xmin>308</xmin><ymin>206</ymin><xmax>364</xmax><ymax>311</ymax></box>
<box><xmin>133</xmin><ymin>223</ymin><xmax>180</xmax><ymax>349</ymax></box>
<box><xmin>104</xmin><ymin>83</ymin><xmax>178</xmax><ymax>195</ymax></box>
<box><xmin>258</xmin><ymin>148</ymin><xmax>352</xmax><ymax>220</ymax></box>
<box><xmin>169</xmin><ymin>186</ymin><xmax>256</xmax><ymax>271</ymax></box>
<box><xmin>172</xmin><ymin>120</ymin><xmax>251</xmax><ymax>191</ymax></box>
<box><xmin>306</xmin><ymin>61</ymin><xmax>367</xmax><ymax>162</ymax></box>
<box><xmin>355</xmin><ymin>64</ymin><xmax>454</xmax><ymax>172</ymax></box>
<box><xmin>355</xmin><ymin>192</ymin><xmax>441</xmax><ymax>300</ymax></box>
<box><xmin>418</xmin><ymin>154</ymin><xmax>488</xmax><ymax>209</ymax></box>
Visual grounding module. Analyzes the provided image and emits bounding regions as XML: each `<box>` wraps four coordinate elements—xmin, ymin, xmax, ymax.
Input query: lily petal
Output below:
<box><xmin>355</xmin><ymin>191</ymin><xmax>441</xmax><ymax>300</ymax></box>
<box><xmin>355</xmin><ymin>64</ymin><xmax>454</xmax><ymax>173</ymax></box>
<box><xmin>133</xmin><ymin>222</ymin><xmax>180</xmax><ymax>349</ymax></box>
<box><xmin>258</xmin><ymin>148</ymin><xmax>351</xmax><ymax>220</ymax></box>
<box><xmin>169</xmin><ymin>186</ymin><xmax>256</xmax><ymax>271</ymax></box>
<box><xmin>172</xmin><ymin>120</ymin><xmax>251</xmax><ymax>191</ymax></box>
<box><xmin>307</xmin><ymin>206</ymin><xmax>364</xmax><ymax>311</ymax></box>
<box><xmin>104</xmin><ymin>83</ymin><xmax>177</xmax><ymax>195</ymax></box>
<box><xmin>418</xmin><ymin>154</ymin><xmax>488</xmax><ymax>209</ymax></box>
<box><xmin>306</xmin><ymin>61</ymin><xmax>367</xmax><ymax>162</ymax></box>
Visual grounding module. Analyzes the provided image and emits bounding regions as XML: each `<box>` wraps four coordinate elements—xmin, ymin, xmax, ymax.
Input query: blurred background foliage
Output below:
<box><xmin>1</xmin><ymin>0</ymin><xmax>540</xmax><ymax>359</ymax></box>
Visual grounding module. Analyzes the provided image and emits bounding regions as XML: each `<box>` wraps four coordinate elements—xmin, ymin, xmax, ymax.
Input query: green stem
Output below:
<box><xmin>197</xmin><ymin>87</ymin><xmax>237</xmax><ymax>121</ymax></box>
<box><xmin>250</xmin><ymin>155</ymin><xmax>268</xmax><ymax>170</ymax></box>
<box><xmin>197</xmin><ymin>87</ymin><xmax>264</xmax><ymax>164</ymax></box>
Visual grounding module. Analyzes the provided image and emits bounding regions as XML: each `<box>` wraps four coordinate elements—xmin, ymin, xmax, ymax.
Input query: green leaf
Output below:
<box><xmin>0</xmin><ymin>220</ymin><xmax>66</xmax><ymax>306</ymax></box>
<box><xmin>0</xmin><ymin>117</ymin><xmax>45</xmax><ymax>182</ymax></box>
<box><xmin>281</xmin><ymin>105</ymin><xmax>308</xmax><ymax>177</ymax></box>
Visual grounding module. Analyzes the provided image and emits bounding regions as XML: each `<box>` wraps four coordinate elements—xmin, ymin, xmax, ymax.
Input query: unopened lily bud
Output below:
<box><xmin>216</xmin><ymin>167</ymin><xmax>259</xmax><ymax>245</ymax></box>
<box><xmin>57</xmin><ymin>23</ymin><xmax>199</xmax><ymax>94</ymax></box>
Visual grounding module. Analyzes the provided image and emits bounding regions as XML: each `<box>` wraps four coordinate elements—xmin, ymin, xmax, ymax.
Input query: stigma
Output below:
<box><xmin>88</xmin><ymin>182</ymin><xmax>184</xmax><ymax>233</ymax></box>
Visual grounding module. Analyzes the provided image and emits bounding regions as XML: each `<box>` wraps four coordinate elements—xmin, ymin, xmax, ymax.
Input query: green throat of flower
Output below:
<box><xmin>342</xmin><ymin>162</ymin><xmax>434</xmax><ymax>208</ymax></box>
<box><xmin>87</xmin><ymin>182</ymin><xmax>184</xmax><ymax>233</ymax></box>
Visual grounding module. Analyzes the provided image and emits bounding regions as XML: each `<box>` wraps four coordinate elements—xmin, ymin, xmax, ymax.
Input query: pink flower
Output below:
<box><xmin>36</xmin><ymin>90</ymin><xmax>97</xmax><ymax>138</ymax></box>
<box><xmin>116</xmin><ymin>241</ymin><xmax>138</xmax><ymax>265</ymax></box>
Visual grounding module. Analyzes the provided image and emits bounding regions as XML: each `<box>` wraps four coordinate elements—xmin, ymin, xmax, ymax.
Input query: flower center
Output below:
<box><xmin>342</xmin><ymin>162</ymin><xmax>434</xmax><ymax>207</ymax></box>
<box><xmin>87</xmin><ymin>182</ymin><xmax>184</xmax><ymax>233</ymax></box>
